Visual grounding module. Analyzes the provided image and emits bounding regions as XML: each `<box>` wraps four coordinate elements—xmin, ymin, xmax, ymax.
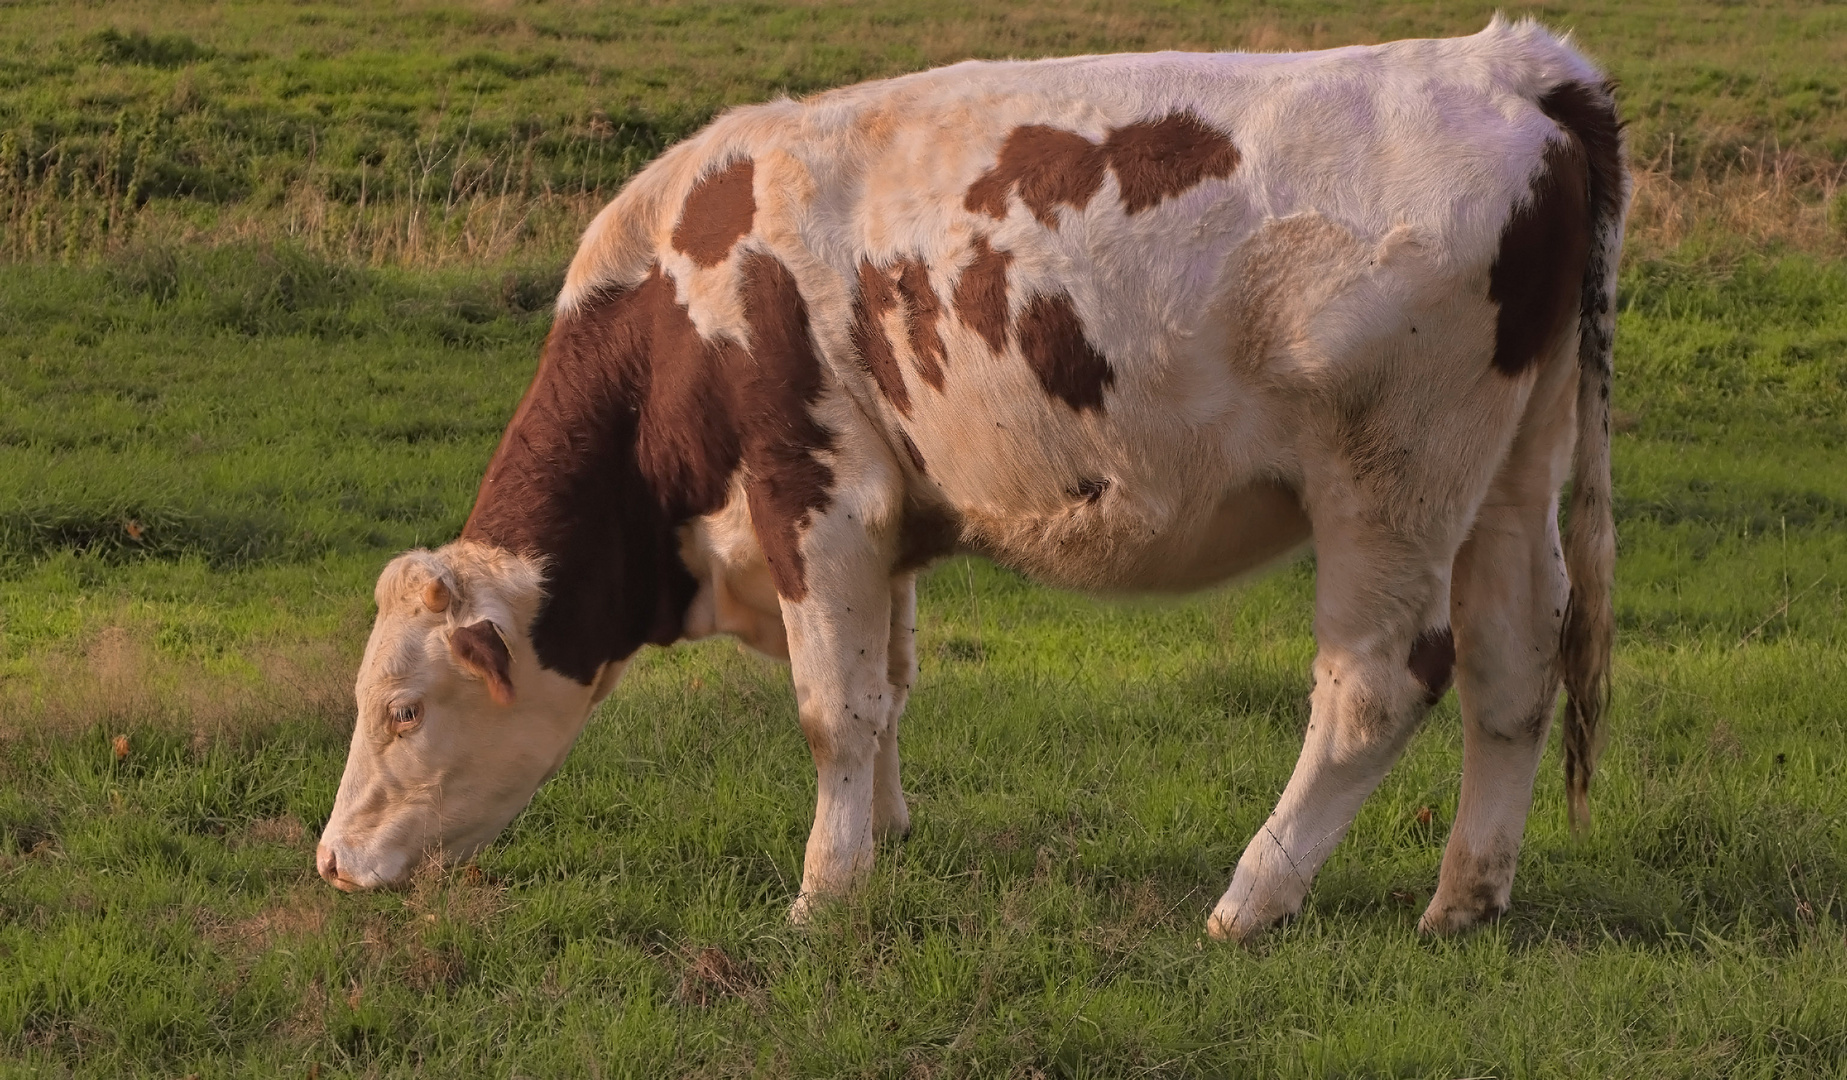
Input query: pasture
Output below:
<box><xmin>3</xmin><ymin>1</ymin><xmax>1846</xmax><ymax>1075</ymax></box>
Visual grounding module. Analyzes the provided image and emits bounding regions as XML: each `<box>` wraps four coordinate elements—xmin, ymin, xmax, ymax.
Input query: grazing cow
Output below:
<box><xmin>318</xmin><ymin>17</ymin><xmax>1626</xmax><ymax>939</ymax></box>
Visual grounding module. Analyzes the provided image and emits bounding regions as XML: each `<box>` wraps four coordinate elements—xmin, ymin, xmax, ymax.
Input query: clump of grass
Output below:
<box><xmin>1628</xmin><ymin>143</ymin><xmax>1847</xmax><ymax>260</ymax></box>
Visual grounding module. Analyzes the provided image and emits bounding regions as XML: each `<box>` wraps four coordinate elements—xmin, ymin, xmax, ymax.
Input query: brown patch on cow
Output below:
<box><xmin>462</xmin><ymin>255</ymin><xmax>834</xmax><ymax>681</ymax></box>
<box><xmin>1489</xmin><ymin>125</ymin><xmax>1590</xmax><ymax>377</ymax></box>
<box><xmin>966</xmin><ymin>113</ymin><xmax>1238</xmax><ymax>225</ymax></box>
<box><xmin>1016</xmin><ymin>292</ymin><xmax>1114</xmax><ymax>413</ymax></box>
<box><xmin>450</xmin><ymin>620</ymin><xmax>514</xmax><ymax>705</ymax></box>
<box><xmin>964</xmin><ymin>125</ymin><xmax>1107</xmax><ymax>228</ymax></box>
<box><xmin>1101</xmin><ymin>111</ymin><xmax>1241</xmax><ymax>214</ymax></box>
<box><xmin>952</xmin><ymin>235</ymin><xmax>1013</xmax><ymax>353</ymax></box>
<box><xmin>671</xmin><ymin>158</ymin><xmax>756</xmax><ymax>268</ymax></box>
<box><xmin>737</xmin><ymin>253</ymin><xmax>836</xmax><ymax>602</ymax></box>
<box><xmin>897</xmin><ymin>430</ymin><xmax>927</xmax><ymax>475</ymax></box>
<box><xmin>894</xmin><ymin>258</ymin><xmax>947</xmax><ymax>391</ymax></box>
<box><xmin>895</xmin><ymin>499</ymin><xmax>961</xmax><ymax>573</ymax></box>
<box><xmin>854</xmin><ymin>257</ymin><xmax>949</xmax><ymax>409</ymax></box>
<box><xmin>851</xmin><ymin>258</ymin><xmax>909</xmax><ymax>415</ymax></box>
<box><xmin>1408</xmin><ymin>627</ymin><xmax>1455</xmax><ymax>706</ymax></box>
<box><xmin>1537</xmin><ymin>80</ymin><xmax>1626</xmax><ymax>386</ymax></box>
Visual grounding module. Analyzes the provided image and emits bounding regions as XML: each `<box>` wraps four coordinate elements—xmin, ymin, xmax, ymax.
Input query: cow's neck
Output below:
<box><xmin>460</xmin><ymin>271</ymin><xmax>707</xmax><ymax>685</ymax></box>
<box><xmin>459</xmin><ymin>254</ymin><xmax>835</xmax><ymax>684</ymax></box>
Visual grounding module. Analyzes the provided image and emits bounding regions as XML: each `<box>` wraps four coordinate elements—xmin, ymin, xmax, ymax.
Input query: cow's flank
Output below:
<box><xmin>672</xmin><ymin>158</ymin><xmax>756</xmax><ymax>268</ymax></box>
<box><xmin>1015</xmin><ymin>292</ymin><xmax>1115</xmax><ymax>413</ymax></box>
<box><xmin>952</xmin><ymin>236</ymin><xmax>1013</xmax><ymax>353</ymax></box>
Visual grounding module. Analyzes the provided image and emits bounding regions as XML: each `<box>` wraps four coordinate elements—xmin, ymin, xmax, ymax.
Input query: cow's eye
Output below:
<box><xmin>389</xmin><ymin>702</ymin><xmax>423</xmax><ymax>735</ymax></box>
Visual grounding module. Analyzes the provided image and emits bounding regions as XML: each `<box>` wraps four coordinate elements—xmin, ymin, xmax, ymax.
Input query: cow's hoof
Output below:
<box><xmin>875</xmin><ymin>790</ymin><xmax>912</xmax><ymax>841</ymax></box>
<box><xmin>872</xmin><ymin>809</ymin><xmax>911</xmax><ymax>843</ymax></box>
<box><xmin>1204</xmin><ymin>886</ymin><xmax>1307</xmax><ymax>945</ymax></box>
<box><xmin>789</xmin><ymin>891</ymin><xmax>840</xmax><ymax>926</ymax></box>
<box><xmin>1206</xmin><ymin>897</ymin><xmax>1292</xmax><ymax>944</ymax></box>
<box><xmin>1417</xmin><ymin>896</ymin><xmax>1507</xmax><ymax>936</ymax></box>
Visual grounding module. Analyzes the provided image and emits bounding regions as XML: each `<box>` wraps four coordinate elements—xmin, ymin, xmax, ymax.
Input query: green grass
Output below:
<box><xmin>4</xmin><ymin>1</ymin><xmax>1847</xmax><ymax>1076</ymax></box>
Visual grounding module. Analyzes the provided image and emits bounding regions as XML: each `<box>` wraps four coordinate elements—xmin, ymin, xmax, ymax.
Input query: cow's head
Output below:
<box><xmin>316</xmin><ymin>543</ymin><xmax>621</xmax><ymax>890</ymax></box>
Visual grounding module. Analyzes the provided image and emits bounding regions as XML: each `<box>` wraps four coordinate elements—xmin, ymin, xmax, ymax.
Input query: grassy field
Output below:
<box><xmin>3</xmin><ymin>1</ymin><xmax>1847</xmax><ymax>1076</ymax></box>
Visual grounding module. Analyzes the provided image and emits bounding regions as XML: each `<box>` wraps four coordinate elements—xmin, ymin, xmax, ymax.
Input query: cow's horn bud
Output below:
<box><xmin>423</xmin><ymin>578</ymin><xmax>452</xmax><ymax>613</ymax></box>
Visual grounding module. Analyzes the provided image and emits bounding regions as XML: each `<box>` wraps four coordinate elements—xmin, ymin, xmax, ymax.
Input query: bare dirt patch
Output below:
<box><xmin>676</xmin><ymin>945</ymin><xmax>761</xmax><ymax>1008</ymax></box>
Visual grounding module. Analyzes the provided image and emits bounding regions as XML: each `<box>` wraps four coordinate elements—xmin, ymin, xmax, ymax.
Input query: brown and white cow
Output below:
<box><xmin>318</xmin><ymin>18</ymin><xmax>1626</xmax><ymax>939</ymax></box>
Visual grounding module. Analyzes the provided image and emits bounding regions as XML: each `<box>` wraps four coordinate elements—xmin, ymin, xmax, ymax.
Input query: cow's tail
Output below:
<box><xmin>1541</xmin><ymin>78</ymin><xmax>1628</xmax><ymax>835</ymax></box>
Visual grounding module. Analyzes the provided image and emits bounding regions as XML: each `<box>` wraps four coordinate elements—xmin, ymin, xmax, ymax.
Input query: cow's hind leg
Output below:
<box><xmin>1207</xmin><ymin>323</ymin><xmax>1528</xmax><ymax>940</ymax></box>
<box><xmin>1421</xmin><ymin>357</ymin><xmax>1578</xmax><ymax>933</ymax></box>
<box><xmin>1207</xmin><ymin>507</ymin><xmax>1461</xmax><ymax>941</ymax></box>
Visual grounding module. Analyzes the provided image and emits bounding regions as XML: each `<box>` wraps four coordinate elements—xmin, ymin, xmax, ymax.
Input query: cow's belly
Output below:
<box><xmin>900</xmin><ymin>380</ymin><xmax>1306</xmax><ymax>593</ymax></box>
<box><xmin>1117</xmin><ymin>477</ymin><xmax>1310</xmax><ymax>591</ymax></box>
<box><xmin>947</xmin><ymin>466</ymin><xmax>1309</xmax><ymax>594</ymax></box>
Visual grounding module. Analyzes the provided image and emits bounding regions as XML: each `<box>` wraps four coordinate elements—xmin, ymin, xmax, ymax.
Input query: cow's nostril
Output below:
<box><xmin>317</xmin><ymin>844</ymin><xmax>338</xmax><ymax>883</ymax></box>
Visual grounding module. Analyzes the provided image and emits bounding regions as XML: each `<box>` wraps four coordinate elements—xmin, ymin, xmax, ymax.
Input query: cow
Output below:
<box><xmin>317</xmin><ymin>17</ymin><xmax>1626</xmax><ymax>940</ymax></box>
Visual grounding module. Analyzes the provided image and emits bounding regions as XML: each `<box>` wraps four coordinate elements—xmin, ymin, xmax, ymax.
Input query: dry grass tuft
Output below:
<box><xmin>1627</xmin><ymin>154</ymin><xmax>1847</xmax><ymax>261</ymax></box>
<box><xmin>403</xmin><ymin>944</ymin><xmax>468</xmax><ymax>993</ymax></box>
<box><xmin>239</xmin><ymin>815</ymin><xmax>310</xmax><ymax>849</ymax></box>
<box><xmin>206</xmin><ymin>888</ymin><xmax>334</xmax><ymax>952</ymax></box>
<box><xmin>0</xmin><ymin>622</ymin><xmax>358</xmax><ymax>741</ymax></box>
<box><xmin>402</xmin><ymin>857</ymin><xmax>509</xmax><ymax>929</ymax></box>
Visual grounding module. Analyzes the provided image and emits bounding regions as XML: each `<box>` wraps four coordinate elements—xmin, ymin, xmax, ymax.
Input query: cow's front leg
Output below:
<box><xmin>778</xmin><ymin>499</ymin><xmax>902</xmax><ymax>922</ymax></box>
<box><xmin>873</xmin><ymin>573</ymin><xmax>917</xmax><ymax>841</ymax></box>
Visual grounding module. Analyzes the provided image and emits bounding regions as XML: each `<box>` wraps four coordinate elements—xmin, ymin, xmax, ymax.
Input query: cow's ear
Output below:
<box><xmin>450</xmin><ymin>620</ymin><xmax>515</xmax><ymax>706</ymax></box>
